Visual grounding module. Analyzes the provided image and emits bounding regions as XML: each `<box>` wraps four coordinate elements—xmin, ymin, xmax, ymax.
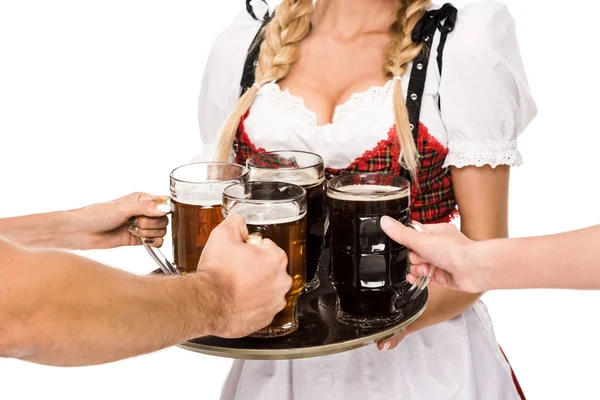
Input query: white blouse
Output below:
<box><xmin>197</xmin><ymin>2</ymin><xmax>537</xmax><ymax>171</ymax></box>
<box><xmin>195</xmin><ymin>2</ymin><xmax>537</xmax><ymax>400</ymax></box>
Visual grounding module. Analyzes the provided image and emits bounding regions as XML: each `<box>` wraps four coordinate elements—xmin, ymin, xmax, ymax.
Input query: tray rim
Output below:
<box><xmin>176</xmin><ymin>293</ymin><xmax>427</xmax><ymax>360</ymax></box>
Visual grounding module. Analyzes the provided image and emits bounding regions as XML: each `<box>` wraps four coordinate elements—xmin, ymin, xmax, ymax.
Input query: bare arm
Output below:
<box><xmin>0</xmin><ymin>215</ymin><xmax>290</xmax><ymax>366</ymax></box>
<box><xmin>382</xmin><ymin>220</ymin><xmax>600</xmax><ymax>292</ymax></box>
<box><xmin>471</xmin><ymin>225</ymin><xmax>600</xmax><ymax>290</ymax></box>
<box><xmin>0</xmin><ymin>193</ymin><xmax>169</xmax><ymax>250</ymax></box>
<box><xmin>404</xmin><ymin>165</ymin><xmax>509</xmax><ymax>334</ymax></box>
<box><xmin>0</xmin><ymin>211</ymin><xmax>82</xmax><ymax>249</ymax></box>
<box><xmin>0</xmin><ymin>240</ymin><xmax>207</xmax><ymax>366</ymax></box>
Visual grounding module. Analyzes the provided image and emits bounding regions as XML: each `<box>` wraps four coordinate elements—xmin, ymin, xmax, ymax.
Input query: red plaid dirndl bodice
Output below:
<box><xmin>234</xmin><ymin>111</ymin><xmax>458</xmax><ymax>224</ymax></box>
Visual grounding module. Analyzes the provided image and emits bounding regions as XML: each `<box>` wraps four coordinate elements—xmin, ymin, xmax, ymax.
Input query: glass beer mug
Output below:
<box><xmin>327</xmin><ymin>173</ymin><xmax>430</xmax><ymax>328</ymax></box>
<box><xmin>222</xmin><ymin>181</ymin><xmax>307</xmax><ymax>337</ymax></box>
<box><xmin>143</xmin><ymin>162</ymin><xmax>247</xmax><ymax>275</ymax></box>
<box><xmin>246</xmin><ymin>150</ymin><xmax>326</xmax><ymax>293</ymax></box>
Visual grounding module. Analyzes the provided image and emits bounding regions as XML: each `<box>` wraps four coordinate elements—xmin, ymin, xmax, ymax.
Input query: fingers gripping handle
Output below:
<box><xmin>141</xmin><ymin>197</ymin><xmax>180</xmax><ymax>276</ymax></box>
<box><xmin>406</xmin><ymin>221</ymin><xmax>434</xmax><ymax>301</ymax></box>
<box><xmin>149</xmin><ymin>227</ymin><xmax>263</xmax><ymax>275</ymax></box>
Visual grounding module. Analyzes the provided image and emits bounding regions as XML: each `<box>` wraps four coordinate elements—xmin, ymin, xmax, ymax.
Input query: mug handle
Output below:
<box><xmin>150</xmin><ymin>223</ymin><xmax>263</xmax><ymax>275</ymax></box>
<box><xmin>139</xmin><ymin>197</ymin><xmax>181</xmax><ymax>276</ymax></box>
<box><xmin>405</xmin><ymin>221</ymin><xmax>434</xmax><ymax>301</ymax></box>
<box><xmin>143</xmin><ymin>243</ymin><xmax>180</xmax><ymax>276</ymax></box>
<box><xmin>246</xmin><ymin>232</ymin><xmax>263</xmax><ymax>245</ymax></box>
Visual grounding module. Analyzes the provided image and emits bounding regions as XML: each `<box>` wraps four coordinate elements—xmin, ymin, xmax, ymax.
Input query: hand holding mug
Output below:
<box><xmin>196</xmin><ymin>214</ymin><xmax>292</xmax><ymax>338</ymax></box>
<box><xmin>140</xmin><ymin>162</ymin><xmax>247</xmax><ymax>276</ymax></box>
<box><xmin>73</xmin><ymin>192</ymin><xmax>169</xmax><ymax>250</ymax></box>
<box><xmin>380</xmin><ymin>218</ymin><xmax>486</xmax><ymax>293</ymax></box>
<box><xmin>327</xmin><ymin>173</ymin><xmax>431</xmax><ymax>329</ymax></box>
<box><xmin>222</xmin><ymin>181</ymin><xmax>308</xmax><ymax>338</ymax></box>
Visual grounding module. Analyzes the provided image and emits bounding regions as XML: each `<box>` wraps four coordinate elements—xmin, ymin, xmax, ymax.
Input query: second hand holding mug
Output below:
<box><xmin>142</xmin><ymin>162</ymin><xmax>248</xmax><ymax>276</ymax></box>
<box><xmin>327</xmin><ymin>173</ymin><xmax>430</xmax><ymax>329</ymax></box>
<box><xmin>222</xmin><ymin>181</ymin><xmax>307</xmax><ymax>338</ymax></box>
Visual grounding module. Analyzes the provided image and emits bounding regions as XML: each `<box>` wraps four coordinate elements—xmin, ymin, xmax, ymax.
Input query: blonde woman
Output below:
<box><xmin>196</xmin><ymin>0</ymin><xmax>536</xmax><ymax>399</ymax></box>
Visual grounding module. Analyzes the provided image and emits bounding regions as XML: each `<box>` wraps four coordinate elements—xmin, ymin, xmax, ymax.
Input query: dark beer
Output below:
<box><xmin>303</xmin><ymin>177</ymin><xmax>327</xmax><ymax>291</ymax></box>
<box><xmin>247</xmin><ymin>151</ymin><xmax>326</xmax><ymax>292</ymax></box>
<box><xmin>172</xmin><ymin>199</ymin><xmax>223</xmax><ymax>274</ymax></box>
<box><xmin>223</xmin><ymin>181</ymin><xmax>307</xmax><ymax>337</ymax></box>
<box><xmin>328</xmin><ymin>178</ymin><xmax>411</xmax><ymax>328</ymax></box>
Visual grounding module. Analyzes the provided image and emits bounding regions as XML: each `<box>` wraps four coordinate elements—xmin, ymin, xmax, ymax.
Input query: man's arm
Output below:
<box><xmin>0</xmin><ymin>192</ymin><xmax>169</xmax><ymax>250</ymax></box>
<box><xmin>0</xmin><ymin>239</ymin><xmax>207</xmax><ymax>366</ymax></box>
<box><xmin>0</xmin><ymin>215</ymin><xmax>291</xmax><ymax>366</ymax></box>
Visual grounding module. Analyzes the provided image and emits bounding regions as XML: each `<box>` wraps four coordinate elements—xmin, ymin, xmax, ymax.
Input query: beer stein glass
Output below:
<box><xmin>143</xmin><ymin>162</ymin><xmax>247</xmax><ymax>275</ymax></box>
<box><xmin>246</xmin><ymin>151</ymin><xmax>326</xmax><ymax>292</ymax></box>
<box><xmin>222</xmin><ymin>181</ymin><xmax>307</xmax><ymax>337</ymax></box>
<box><xmin>327</xmin><ymin>173</ymin><xmax>429</xmax><ymax>328</ymax></box>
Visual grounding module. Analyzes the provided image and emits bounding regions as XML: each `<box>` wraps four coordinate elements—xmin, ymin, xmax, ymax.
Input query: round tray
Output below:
<box><xmin>177</xmin><ymin>250</ymin><xmax>428</xmax><ymax>360</ymax></box>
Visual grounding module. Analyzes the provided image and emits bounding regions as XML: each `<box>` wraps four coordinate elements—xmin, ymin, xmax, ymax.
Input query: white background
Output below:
<box><xmin>1</xmin><ymin>0</ymin><xmax>599</xmax><ymax>399</ymax></box>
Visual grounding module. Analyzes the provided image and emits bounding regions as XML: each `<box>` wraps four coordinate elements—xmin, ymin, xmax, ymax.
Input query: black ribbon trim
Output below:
<box><xmin>403</xmin><ymin>3</ymin><xmax>457</xmax><ymax>179</ymax></box>
<box><xmin>239</xmin><ymin>15</ymin><xmax>271</xmax><ymax>97</ymax></box>
<box><xmin>235</xmin><ymin>7</ymin><xmax>271</xmax><ymax>152</ymax></box>
<box><xmin>246</xmin><ymin>0</ymin><xmax>270</xmax><ymax>21</ymax></box>
<box><xmin>412</xmin><ymin>3</ymin><xmax>457</xmax><ymax>112</ymax></box>
<box><xmin>435</xmin><ymin>4</ymin><xmax>457</xmax><ymax>75</ymax></box>
<box><xmin>403</xmin><ymin>7</ymin><xmax>439</xmax><ymax>181</ymax></box>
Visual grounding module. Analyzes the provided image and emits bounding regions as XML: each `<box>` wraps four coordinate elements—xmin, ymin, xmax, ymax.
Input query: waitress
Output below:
<box><xmin>196</xmin><ymin>0</ymin><xmax>536</xmax><ymax>399</ymax></box>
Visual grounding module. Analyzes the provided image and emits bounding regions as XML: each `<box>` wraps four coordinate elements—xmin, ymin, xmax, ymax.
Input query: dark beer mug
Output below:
<box><xmin>222</xmin><ymin>181</ymin><xmax>307</xmax><ymax>338</ymax></box>
<box><xmin>246</xmin><ymin>151</ymin><xmax>326</xmax><ymax>292</ymax></box>
<box><xmin>327</xmin><ymin>173</ymin><xmax>429</xmax><ymax>328</ymax></box>
<box><xmin>142</xmin><ymin>162</ymin><xmax>247</xmax><ymax>275</ymax></box>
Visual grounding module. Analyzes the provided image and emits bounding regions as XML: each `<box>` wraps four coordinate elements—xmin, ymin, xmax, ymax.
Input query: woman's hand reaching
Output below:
<box><xmin>73</xmin><ymin>192</ymin><xmax>170</xmax><ymax>250</ymax></box>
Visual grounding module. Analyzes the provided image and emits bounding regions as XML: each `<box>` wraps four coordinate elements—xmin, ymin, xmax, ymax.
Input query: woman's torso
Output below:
<box><xmin>236</xmin><ymin>8</ymin><xmax>456</xmax><ymax>222</ymax></box>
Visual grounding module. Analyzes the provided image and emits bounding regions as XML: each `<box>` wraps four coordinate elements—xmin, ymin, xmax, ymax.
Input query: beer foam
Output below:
<box><xmin>229</xmin><ymin>202</ymin><xmax>305</xmax><ymax>225</ymax></box>
<box><xmin>328</xmin><ymin>184</ymin><xmax>409</xmax><ymax>201</ymax></box>
<box><xmin>250</xmin><ymin>168</ymin><xmax>323</xmax><ymax>187</ymax></box>
<box><xmin>174</xmin><ymin>191</ymin><xmax>221</xmax><ymax>207</ymax></box>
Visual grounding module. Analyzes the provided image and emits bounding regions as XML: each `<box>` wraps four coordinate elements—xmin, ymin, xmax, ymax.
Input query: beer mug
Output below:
<box><xmin>246</xmin><ymin>151</ymin><xmax>326</xmax><ymax>292</ymax></box>
<box><xmin>222</xmin><ymin>181</ymin><xmax>307</xmax><ymax>338</ymax></box>
<box><xmin>143</xmin><ymin>162</ymin><xmax>247</xmax><ymax>276</ymax></box>
<box><xmin>327</xmin><ymin>173</ymin><xmax>429</xmax><ymax>328</ymax></box>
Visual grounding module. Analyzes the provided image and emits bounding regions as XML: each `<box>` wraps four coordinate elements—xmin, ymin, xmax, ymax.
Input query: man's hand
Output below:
<box><xmin>0</xmin><ymin>213</ymin><xmax>286</xmax><ymax>366</ymax></box>
<box><xmin>380</xmin><ymin>216</ymin><xmax>487</xmax><ymax>293</ymax></box>
<box><xmin>71</xmin><ymin>192</ymin><xmax>170</xmax><ymax>250</ymax></box>
<box><xmin>195</xmin><ymin>214</ymin><xmax>292</xmax><ymax>338</ymax></box>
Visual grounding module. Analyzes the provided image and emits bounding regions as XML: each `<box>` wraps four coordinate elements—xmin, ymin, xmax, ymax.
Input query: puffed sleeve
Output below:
<box><xmin>192</xmin><ymin>7</ymin><xmax>265</xmax><ymax>162</ymax></box>
<box><xmin>440</xmin><ymin>2</ymin><xmax>537</xmax><ymax>168</ymax></box>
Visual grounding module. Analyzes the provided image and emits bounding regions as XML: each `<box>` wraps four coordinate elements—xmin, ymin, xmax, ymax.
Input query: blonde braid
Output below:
<box><xmin>214</xmin><ymin>0</ymin><xmax>314</xmax><ymax>162</ymax></box>
<box><xmin>386</xmin><ymin>0</ymin><xmax>431</xmax><ymax>180</ymax></box>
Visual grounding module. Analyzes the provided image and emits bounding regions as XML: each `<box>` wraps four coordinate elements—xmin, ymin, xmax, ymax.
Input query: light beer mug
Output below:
<box><xmin>222</xmin><ymin>181</ymin><xmax>307</xmax><ymax>337</ymax></box>
<box><xmin>142</xmin><ymin>162</ymin><xmax>247</xmax><ymax>275</ymax></box>
<box><xmin>246</xmin><ymin>151</ymin><xmax>326</xmax><ymax>292</ymax></box>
